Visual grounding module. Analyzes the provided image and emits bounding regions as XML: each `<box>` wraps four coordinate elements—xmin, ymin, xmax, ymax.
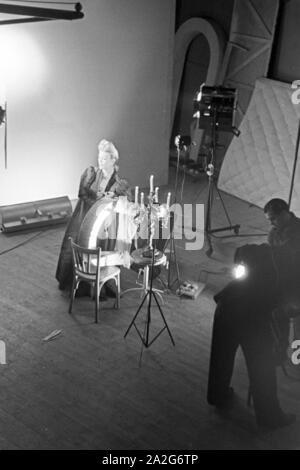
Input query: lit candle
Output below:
<box><xmin>166</xmin><ymin>192</ymin><xmax>171</xmax><ymax>208</ymax></box>
<box><xmin>140</xmin><ymin>192</ymin><xmax>144</xmax><ymax>206</ymax></box>
<box><xmin>135</xmin><ymin>186</ymin><xmax>139</xmax><ymax>205</ymax></box>
<box><xmin>150</xmin><ymin>174</ymin><xmax>154</xmax><ymax>194</ymax></box>
<box><xmin>154</xmin><ymin>187</ymin><xmax>159</xmax><ymax>203</ymax></box>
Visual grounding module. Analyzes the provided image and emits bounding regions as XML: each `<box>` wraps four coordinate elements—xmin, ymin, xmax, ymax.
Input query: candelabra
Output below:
<box><xmin>124</xmin><ymin>176</ymin><xmax>175</xmax><ymax>348</ymax></box>
<box><xmin>132</xmin><ymin>179</ymin><xmax>171</xmax><ymax>257</ymax></box>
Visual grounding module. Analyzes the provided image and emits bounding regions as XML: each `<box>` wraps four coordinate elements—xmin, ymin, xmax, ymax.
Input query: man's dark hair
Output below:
<box><xmin>263</xmin><ymin>198</ymin><xmax>289</xmax><ymax>214</ymax></box>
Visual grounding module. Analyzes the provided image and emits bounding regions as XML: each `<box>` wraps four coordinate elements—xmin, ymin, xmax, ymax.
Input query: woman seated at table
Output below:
<box><xmin>55</xmin><ymin>138</ymin><xmax>132</xmax><ymax>292</ymax></box>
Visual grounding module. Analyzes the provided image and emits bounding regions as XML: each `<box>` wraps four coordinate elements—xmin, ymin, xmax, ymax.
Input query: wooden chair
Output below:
<box><xmin>68</xmin><ymin>238</ymin><xmax>120</xmax><ymax>323</ymax></box>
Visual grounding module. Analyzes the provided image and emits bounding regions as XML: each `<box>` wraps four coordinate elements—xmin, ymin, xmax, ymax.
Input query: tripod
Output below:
<box><xmin>204</xmin><ymin>105</ymin><xmax>240</xmax><ymax>256</ymax></box>
<box><xmin>124</xmin><ymin>245</ymin><xmax>175</xmax><ymax>348</ymax></box>
<box><xmin>166</xmin><ymin>214</ymin><xmax>180</xmax><ymax>290</ymax></box>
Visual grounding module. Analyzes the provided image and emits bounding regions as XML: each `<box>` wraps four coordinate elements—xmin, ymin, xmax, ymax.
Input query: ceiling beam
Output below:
<box><xmin>0</xmin><ymin>2</ymin><xmax>84</xmax><ymax>21</ymax></box>
<box><xmin>0</xmin><ymin>17</ymin><xmax>50</xmax><ymax>26</ymax></box>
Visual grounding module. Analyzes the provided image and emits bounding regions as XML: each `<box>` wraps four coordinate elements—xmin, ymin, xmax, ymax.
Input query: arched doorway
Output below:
<box><xmin>171</xmin><ymin>18</ymin><xmax>226</xmax><ymax>166</ymax></box>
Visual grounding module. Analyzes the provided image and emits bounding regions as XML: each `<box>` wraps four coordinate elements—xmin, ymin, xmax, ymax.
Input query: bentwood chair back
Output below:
<box><xmin>68</xmin><ymin>237</ymin><xmax>120</xmax><ymax>323</ymax></box>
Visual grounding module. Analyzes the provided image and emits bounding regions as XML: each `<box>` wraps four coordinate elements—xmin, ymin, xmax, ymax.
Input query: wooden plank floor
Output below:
<box><xmin>0</xmin><ymin>172</ymin><xmax>300</xmax><ymax>449</ymax></box>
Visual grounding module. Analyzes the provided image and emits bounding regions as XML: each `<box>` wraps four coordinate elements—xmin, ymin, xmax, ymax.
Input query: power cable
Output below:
<box><xmin>0</xmin><ymin>226</ymin><xmax>55</xmax><ymax>256</ymax></box>
<box><xmin>210</xmin><ymin>231</ymin><xmax>268</xmax><ymax>239</ymax></box>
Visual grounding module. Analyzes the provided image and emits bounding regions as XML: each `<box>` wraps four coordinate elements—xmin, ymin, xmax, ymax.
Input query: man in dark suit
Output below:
<box><xmin>263</xmin><ymin>198</ymin><xmax>300</xmax><ymax>362</ymax></box>
<box><xmin>264</xmin><ymin>198</ymin><xmax>300</xmax><ymax>251</ymax></box>
<box><xmin>207</xmin><ymin>241</ymin><xmax>296</xmax><ymax>429</ymax></box>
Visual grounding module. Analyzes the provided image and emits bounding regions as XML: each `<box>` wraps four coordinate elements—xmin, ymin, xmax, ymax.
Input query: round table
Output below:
<box><xmin>121</xmin><ymin>248</ymin><xmax>166</xmax><ymax>303</ymax></box>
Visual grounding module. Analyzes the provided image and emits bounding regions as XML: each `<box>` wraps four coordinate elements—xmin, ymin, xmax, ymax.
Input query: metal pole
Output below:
<box><xmin>288</xmin><ymin>119</ymin><xmax>300</xmax><ymax>209</ymax></box>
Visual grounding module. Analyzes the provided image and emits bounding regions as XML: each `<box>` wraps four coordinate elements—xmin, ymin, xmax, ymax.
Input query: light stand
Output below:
<box><xmin>163</xmin><ymin>135</ymin><xmax>188</xmax><ymax>290</ymax></box>
<box><xmin>165</xmin><ymin>211</ymin><xmax>180</xmax><ymax>290</ymax></box>
<box><xmin>204</xmin><ymin>104</ymin><xmax>240</xmax><ymax>255</ymax></box>
<box><xmin>124</xmin><ymin>191</ymin><xmax>175</xmax><ymax>348</ymax></box>
<box><xmin>288</xmin><ymin>118</ymin><xmax>300</xmax><ymax>209</ymax></box>
<box><xmin>194</xmin><ymin>86</ymin><xmax>240</xmax><ymax>256</ymax></box>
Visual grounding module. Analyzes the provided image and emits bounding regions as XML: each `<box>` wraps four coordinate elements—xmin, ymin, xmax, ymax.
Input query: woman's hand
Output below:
<box><xmin>96</xmin><ymin>190</ymin><xmax>115</xmax><ymax>200</ymax></box>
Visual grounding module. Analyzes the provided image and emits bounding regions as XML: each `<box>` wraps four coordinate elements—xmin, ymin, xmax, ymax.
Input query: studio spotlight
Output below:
<box><xmin>233</xmin><ymin>263</ymin><xmax>247</xmax><ymax>280</ymax></box>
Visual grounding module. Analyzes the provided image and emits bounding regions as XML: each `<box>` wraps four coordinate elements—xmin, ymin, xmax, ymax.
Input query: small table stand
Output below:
<box><xmin>124</xmin><ymin>248</ymin><xmax>175</xmax><ymax>348</ymax></box>
<box><xmin>121</xmin><ymin>248</ymin><xmax>165</xmax><ymax>304</ymax></box>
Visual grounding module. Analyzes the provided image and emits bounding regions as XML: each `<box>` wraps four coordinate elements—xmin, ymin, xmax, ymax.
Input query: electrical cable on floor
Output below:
<box><xmin>0</xmin><ymin>227</ymin><xmax>52</xmax><ymax>256</ymax></box>
<box><xmin>210</xmin><ymin>231</ymin><xmax>268</xmax><ymax>239</ymax></box>
<box><xmin>199</xmin><ymin>268</ymin><xmax>229</xmax><ymax>276</ymax></box>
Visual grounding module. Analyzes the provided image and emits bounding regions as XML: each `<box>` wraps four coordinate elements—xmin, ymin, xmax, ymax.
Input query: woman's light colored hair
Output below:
<box><xmin>98</xmin><ymin>139</ymin><xmax>119</xmax><ymax>163</ymax></box>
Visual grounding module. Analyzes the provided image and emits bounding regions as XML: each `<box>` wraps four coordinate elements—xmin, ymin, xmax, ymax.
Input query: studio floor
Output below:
<box><xmin>0</xmin><ymin>168</ymin><xmax>299</xmax><ymax>450</ymax></box>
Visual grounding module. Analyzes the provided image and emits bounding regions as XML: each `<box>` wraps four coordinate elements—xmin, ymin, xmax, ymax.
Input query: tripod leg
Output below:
<box><xmin>207</xmin><ymin>181</ymin><xmax>240</xmax><ymax>235</ymax></box>
<box><xmin>167</xmin><ymin>235</ymin><xmax>181</xmax><ymax>289</ymax></box>
<box><xmin>153</xmin><ymin>291</ymin><xmax>175</xmax><ymax>346</ymax></box>
<box><xmin>205</xmin><ymin>177</ymin><xmax>213</xmax><ymax>256</ymax></box>
<box><xmin>172</xmin><ymin>238</ymin><xmax>181</xmax><ymax>286</ymax></box>
<box><xmin>144</xmin><ymin>278</ymin><xmax>154</xmax><ymax>347</ymax></box>
<box><xmin>167</xmin><ymin>236</ymin><xmax>172</xmax><ymax>288</ymax></box>
<box><xmin>205</xmin><ymin>178</ymin><xmax>212</xmax><ymax>233</ymax></box>
<box><xmin>124</xmin><ymin>291</ymin><xmax>149</xmax><ymax>339</ymax></box>
<box><xmin>215</xmin><ymin>184</ymin><xmax>232</xmax><ymax>226</ymax></box>
<box><xmin>144</xmin><ymin>265</ymin><xmax>150</xmax><ymax>300</ymax></box>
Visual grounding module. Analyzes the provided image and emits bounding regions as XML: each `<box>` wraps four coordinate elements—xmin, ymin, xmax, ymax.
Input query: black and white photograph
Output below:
<box><xmin>0</xmin><ymin>0</ymin><xmax>300</xmax><ymax>452</ymax></box>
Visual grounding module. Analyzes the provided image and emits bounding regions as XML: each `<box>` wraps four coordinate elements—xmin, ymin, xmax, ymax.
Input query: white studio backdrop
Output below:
<box><xmin>0</xmin><ymin>0</ymin><xmax>175</xmax><ymax>206</ymax></box>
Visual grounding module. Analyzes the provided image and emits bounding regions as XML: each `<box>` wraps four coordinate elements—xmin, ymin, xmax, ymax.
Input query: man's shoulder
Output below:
<box><xmin>290</xmin><ymin>213</ymin><xmax>300</xmax><ymax>231</ymax></box>
<box><xmin>279</xmin><ymin>214</ymin><xmax>300</xmax><ymax>249</ymax></box>
<box><xmin>292</xmin><ymin>213</ymin><xmax>300</xmax><ymax>223</ymax></box>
